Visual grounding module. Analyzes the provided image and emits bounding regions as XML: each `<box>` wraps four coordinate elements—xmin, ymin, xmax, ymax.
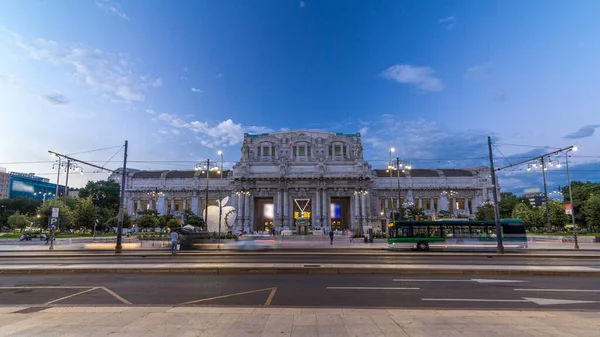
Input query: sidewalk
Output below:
<box><xmin>1</xmin><ymin>262</ymin><xmax>599</xmax><ymax>276</ymax></box>
<box><xmin>0</xmin><ymin>305</ymin><xmax>597</xmax><ymax>336</ymax></box>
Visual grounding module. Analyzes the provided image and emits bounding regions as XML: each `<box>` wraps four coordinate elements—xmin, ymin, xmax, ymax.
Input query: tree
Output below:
<box><xmin>167</xmin><ymin>219</ymin><xmax>181</xmax><ymax>230</ymax></box>
<box><xmin>36</xmin><ymin>199</ymin><xmax>74</xmax><ymax>231</ymax></box>
<box><xmin>562</xmin><ymin>182</ymin><xmax>600</xmax><ymax>226</ymax></box>
<box><xmin>404</xmin><ymin>206</ymin><xmax>425</xmax><ymax>221</ymax></box>
<box><xmin>7</xmin><ymin>211</ymin><xmax>30</xmax><ymax>231</ymax></box>
<box><xmin>0</xmin><ymin>197</ymin><xmax>42</xmax><ymax>226</ymax></box>
<box><xmin>136</xmin><ymin>214</ymin><xmax>159</xmax><ymax>231</ymax></box>
<box><xmin>437</xmin><ymin>210</ymin><xmax>451</xmax><ymax>219</ymax></box>
<box><xmin>74</xmin><ymin>197</ymin><xmax>97</xmax><ymax>231</ymax></box>
<box><xmin>78</xmin><ymin>180</ymin><xmax>121</xmax><ymax>212</ymax></box>
<box><xmin>183</xmin><ymin>210</ymin><xmax>204</xmax><ymax>228</ymax></box>
<box><xmin>583</xmin><ymin>194</ymin><xmax>600</xmax><ymax>232</ymax></box>
<box><xmin>545</xmin><ymin>200</ymin><xmax>570</xmax><ymax>230</ymax></box>
<box><xmin>104</xmin><ymin>213</ymin><xmax>131</xmax><ymax>229</ymax></box>
<box><xmin>475</xmin><ymin>204</ymin><xmax>495</xmax><ymax>221</ymax></box>
<box><xmin>499</xmin><ymin>192</ymin><xmax>530</xmax><ymax>218</ymax></box>
<box><xmin>512</xmin><ymin>203</ymin><xmax>535</xmax><ymax>227</ymax></box>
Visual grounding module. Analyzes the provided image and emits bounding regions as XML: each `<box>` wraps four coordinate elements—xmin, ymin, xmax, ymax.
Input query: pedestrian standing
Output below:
<box><xmin>329</xmin><ymin>230</ymin><xmax>334</xmax><ymax>245</ymax></box>
<box><xmin>170</xmin><ymin>230</ymin><xmax>179</xmax><ymax>254</ymax></box>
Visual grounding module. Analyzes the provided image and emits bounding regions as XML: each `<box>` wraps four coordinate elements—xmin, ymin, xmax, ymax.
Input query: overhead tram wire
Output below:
<box><xmin>492</xmin><ymin>143</ymin><xmax>513</xmax><ymax>167</ymax></box>
<box><xmin>99</xmin><ymin>146</ymin><xmax>124</xmax><ymax>170</ymax></box>
<box><xmin>66</xmin><ymin>145</ymin><xmax>125</xmax><ymax>156</ymax></box>
<box><xmin>494</xmin><ymin>143</ymin><xmax>562</xmax><ymax>150</ymax></box>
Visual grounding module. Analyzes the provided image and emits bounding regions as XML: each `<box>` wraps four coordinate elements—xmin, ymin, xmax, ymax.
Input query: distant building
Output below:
<box><xmin>68</xmin><ymin>188</ymin><xmax>80</xmax><ymax>198</ymax></box>
<box><xmin>0</xmin><ymin>167</ymin><xmax>10</xmax><ymax>199</ymax></box>
<box><xmin>523</xmin><ymin>188</ymin><xmax>546</xmax><ymax>207</ymax></box>
<box><xmin>8</xmin><ymin>172</ymin><xmax>65</xmax><ymax>201</ymax></box>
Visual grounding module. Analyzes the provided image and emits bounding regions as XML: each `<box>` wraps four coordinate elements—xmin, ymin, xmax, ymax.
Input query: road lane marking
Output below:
<box><xmin>45</xmin><ymin>287</ymin><xmax>99</xmax><ymax>305</ymax></box>
<box><xmin>393</xmin><ymin>278</ymin><xmax>528</xmax><ymax>284</ymax></box>
<box><xmin>264</xmin><ymin>288</ymin><xmax>277</xmax><ymax>306</ymax></box>
<box><xmin>179</xmin><ymin>287</ymin><xmax>277</xmax><ymax>305</ymax></box>
<box><xmin>327</xmin><ymin>287</ymin><xmax>420</xmax><ymax>290</ymax></box>
<box><xmin>422</xmin><ymin>297</ymin><xmax>600</xmax><ymax>305</ymax></box>
<box><xmin>515</xmin><ymin>289</ymin><xmax>600</xmax><ymax>293</ymax></box>
<box><xmin>99</xmin><ymin>287</ymin><xmax>132</xmax><ymax>305</ymax></box>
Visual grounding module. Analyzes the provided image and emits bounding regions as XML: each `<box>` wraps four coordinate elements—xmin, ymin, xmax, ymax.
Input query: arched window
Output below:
<box><xmin>293</xmin><ymin>142</ymin><xmax>310</xmax><ymax>161</ymax></box>
<box><xmin>257</xmin><ymin>142</ymin><xmax>276</xmax><ymax>161</ymax></box>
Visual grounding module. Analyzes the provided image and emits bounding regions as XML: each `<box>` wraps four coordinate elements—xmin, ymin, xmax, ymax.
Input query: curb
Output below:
<box><xmin>1</xmin><ymin>251</ymin><xmax>600</xmax><ymax>259</ymax></box>
<box><xmin>1</xmin><ymin>266</ymin><xmax>599</xmax><ymax>276</ymax></box>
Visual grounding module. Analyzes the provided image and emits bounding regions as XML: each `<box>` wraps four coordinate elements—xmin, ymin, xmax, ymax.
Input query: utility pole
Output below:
<box><xmin>565</xmin><ymin>149</ymin><xmax>579</xmax><ymax>249</ymax></box>
<box><xmin>54</xmin><ymin>157</ymin><xmax>62</xmax><ymax>197</ymax></box>
<box><xmin>540</xmin><ymin>159</ymin><xmax>551</xmax><ymax>231</ymax></box>
<box><xmin>115</xmin><ymin>140</ymin><xmax>128</xmax><ymax>254</ymax></box>
<box><xmin>204</xmin><ymin>159</ymin><xmax>210</xmax><ymax>230</ymax></box>
<box><xmin>64</xmin><ymin>160</ymin><xmax>70</xmax><ymax>198</ymax></box>
<box><xmin>396</xmin><ymin>158</ymin><xmax>402</xmax><ymax>219</ymax></box>
<box><xmin>487</xmin><ymin>136</ymin><xmax>504</xmax><ymax>254</ymax></box>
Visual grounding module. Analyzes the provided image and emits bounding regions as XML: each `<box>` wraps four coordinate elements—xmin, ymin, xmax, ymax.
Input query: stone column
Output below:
<box><xmin>361</xmin><ymin>193</ymin><xmax>367</xmax><ymax>228</ymax></box>
<box><xmin>157</xmin><ymin>195</ymin><xmax>166</xmax><ymax>215</ymax></box>
<box><xmin>276</xmin><ymin>189</ymin><xmax>281</xmax><ymax>228</ymax></box>
<box><xmin>283</xmin><ymin>189</ymin><xmax>289</xmax><ymax>227</ymax></box>
<box><xmin>191</xmin><ymin>196</ymin><xmax>199</xmax><ymax>216</ymax></box>
<box><xmin>418</xmin><ymin>198</ymin><xmax>423</xmax><ymax>208</ymax></box>
<box><xmin>245</xmin><ymin>194</ymin><xmax>251</xmax><ymax>231</ymax></box>
<box><xmin>127</xmin><ymin>197</ymin><xmax>134</xmax><ymax>215</ymax></box>
<box><xmin>136</xmin><ymin>199</ymin><xmax>141</xmax><ymax>213</ymax></box>
<box><xmin>315</xmin><ymin>189</ymin><xmax>321</xmax><ymax>228</ymax></box>
<box><xmin>354</xmin><ymin>193</ymin><xmax>360</xmax><ymax>221</ymax></box>
<box><xmin>430</xmin><ymin>198</ymin><xmax>434</xmax><ymax>210</ymax></box>
<box><xmin>440</xmin><ymin>195</ymin><xmax>448</xmax><ymax>211</ymax></box>
<box><xmin>182</xmin><ymin>199</ymin><xmax>187</xmax><ymax>212</ymax></box>
<box><xmin>322</xmin><ymin>189</ymin><xmax>329</xmax><ymax>230</ymax></box>
<box><xmin>170</xmin><ymin>199</ymin><xmax>175</xmax><ymax>213</ymax></box>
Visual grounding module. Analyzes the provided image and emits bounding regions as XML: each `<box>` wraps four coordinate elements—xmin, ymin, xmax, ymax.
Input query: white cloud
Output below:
<box><xmin>152</xmin><ymin>110</ymin><xmax>273</xmax><ymax>148</ymax></box>
<box><xmin>11</xmin><ymin>32</ymin><xmax>161</xmax><ymax>103</ymax></box>
<box><xmin>299</xmin><ymin>1</ymin><xmax>306</xmax><ymax>8</ymax></box>
<box><xmin>146</xmin><ymin>109</ymin><xmax>155</xmax><ymax>115</ymax></box>
<box><xmin>216</xmin><ymin>73</ymin><xmax>223</xmax><ymax>79</ymax></box>
<box><xmin>380</xmin><ymin>64</ymin><xmax>444</xmax><ymax>92</ymax></box>
<box><xmin>95</xmin><ymin>0</ymin><xmax>129</xmax><ymax>20</ymax></box>
<box><xmin>191</xmin><ymin>87</ymin><xmax>204</xmax><ymax>93</ymax></box>
<box><xmin>439</xmin><ymin>16</ymin><xmax>456</xmax><ymax>30</ymax></box>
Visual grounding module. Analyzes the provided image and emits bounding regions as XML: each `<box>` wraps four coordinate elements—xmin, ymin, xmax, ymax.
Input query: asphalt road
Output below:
<box><xmin>2</xmin><ymin>252</ymin><xmax>600</xmax><ymax>267</ymax></box>
<box><xmin>1</xmin><ymin>273</ymin><xmax>600</xmax><ymax>310</ymax></box>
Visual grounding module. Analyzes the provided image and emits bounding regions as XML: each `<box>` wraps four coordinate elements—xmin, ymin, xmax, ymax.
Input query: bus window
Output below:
<box><xmin>503</xmin><ymin>223</ymin><xmax>526</xmax><ymax>235</ymax></box>
<box><xmin>428</xmin><ymin>226</ymin><xmax>442</xmax><ymax>238</ymax></box>
<box><xmin>396</xmin><ymin>226</ymin><xmax>411</xmax><ymax>237</ymax></box>
<box><xmin>454</xmin><ymin>226</ymin><xmax>470</xmax><ymax>238</ymax></box>
<box><xmin>442</xmin><ymin>225</ymin><xmax>454</xmax><ymax>237</ymax></box>
<box><xmin>471</xmin><ymin>226</ymin><xmax>486</xmax><ymax>237</ymax></box>
<box><xmin>413</xmin><ymin>226</ymin><xmax>427</xmax><ymax>238</ymax></box>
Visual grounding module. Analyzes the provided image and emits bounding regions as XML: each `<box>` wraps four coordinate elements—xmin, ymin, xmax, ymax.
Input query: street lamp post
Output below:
<box><xmin>51</xmin><ymin>156</ymin><xmax>62</xmax><ymax>197</ymax></box>
<box><xmin>396</xmin><ymin>158</ymin><xmax>412</xmax><ymax>220</ymax></box>
<box><xmin>217</xmin><ymin>151</ymin><xmax>224</xmax><ymax>247</ymax></box>
<box><xmin>566</xmin><ymin>146</ymin><xmax>579</xmax><ymax>249</ymax></box>
<box><xmin>540</xmin><ymin>158</ymin><xmax>552</xmax><ymax>231</ymax></box>
<box><xmin>388</xmin><ymin>148</ymin><xmax>395</xmax><ymax>222</ymax></box>
<box><xmin>237</xmin><ymin>188</ymin><xmax>250</xmax><ymax>234</ymax></box>
<box><xmin>195</xmin><ymin>159</ymin><xmax>218</xmax><ymax>231</ymax></box>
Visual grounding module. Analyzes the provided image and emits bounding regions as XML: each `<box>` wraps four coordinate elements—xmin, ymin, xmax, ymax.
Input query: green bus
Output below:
<box><xmin>387</xmin><ymin>218</ymin><xmax>528</xmax><ymax>251</ymax></box>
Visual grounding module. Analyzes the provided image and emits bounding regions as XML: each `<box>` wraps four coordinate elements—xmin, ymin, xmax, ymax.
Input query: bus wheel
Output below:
<box><xmin>417</xmin><ymin>241</ymin><xmax>429</xmax><ymax>251</ymax></box>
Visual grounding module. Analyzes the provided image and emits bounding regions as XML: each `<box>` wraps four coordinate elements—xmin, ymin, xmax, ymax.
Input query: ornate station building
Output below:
<box><xmin>110</xmin><ymin>130</ymin><xmax>497</xmax><ymax>234</ymax></box>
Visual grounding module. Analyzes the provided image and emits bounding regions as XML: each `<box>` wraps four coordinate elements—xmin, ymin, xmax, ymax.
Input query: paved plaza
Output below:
<box><xmin>0</xmin><ymin>306</ymin><xmax>598</xmax><ymax>336</ymax></box>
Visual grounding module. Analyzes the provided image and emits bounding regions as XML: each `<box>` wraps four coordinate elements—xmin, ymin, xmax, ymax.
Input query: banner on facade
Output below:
<box><xmin>565</xmin><ymin>204</ymin><xmax>573</xmax><ymax>215</ymax></box>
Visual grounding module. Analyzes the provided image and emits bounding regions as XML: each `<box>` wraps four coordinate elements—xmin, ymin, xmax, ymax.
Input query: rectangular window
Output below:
<box><xmin>442</xmin><ymin>225</ymin><xmax>453</xmax><ymax>237</ymax></box>
<box><xmin>428</xmin><ymin>226</ymin><xmax>442</xmax><ymax>238</ymax></box>
<box><xmin>422</xmin><ymin>199</ymin><xmax>431</xmax><ymax>210</ymax></box>
<box><xmin>298</xmin><ymin>145</ymin><xmax>306</xmax><ymax>156</ymax></box>
<box><xmin>457</xmin><ymin>198</ymin><xmax>466</xmax><ymax>210</ymax></box>
<box><xmin>334</xmin><ymin>145</ymin><xmax>342</xmax><ymax>156</ymax></box>
<box><xmin>413</xmin><ymin>226</ymin><xmax>427</xmax><ymax>238</ymax></box>
<box><xmin>328</xmin><ymin>146</ymin><xmax>332</xmax><ymax>156</ymax></box>
<box><xmin>343</xmin><ymin>146</ymin><xmax>347</xmax><ymax>157</ymax></box>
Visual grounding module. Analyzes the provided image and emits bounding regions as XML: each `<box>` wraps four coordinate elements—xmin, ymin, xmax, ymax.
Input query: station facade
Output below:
<box><xmin>110</xmin><ymin>130</ymin><xmax>497</xmax><ymax>233</ymax></box>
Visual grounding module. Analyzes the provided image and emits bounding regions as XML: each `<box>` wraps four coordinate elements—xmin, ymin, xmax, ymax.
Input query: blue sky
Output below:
<box><xmin>0</xmin><ymin>0</ymin><xmax>599</xmax><ymax>194</ymax></box>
